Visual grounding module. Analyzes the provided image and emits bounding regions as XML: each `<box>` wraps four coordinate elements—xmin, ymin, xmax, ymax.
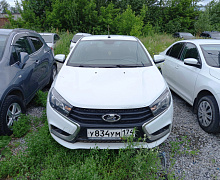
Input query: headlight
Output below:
<box><xmin>149</xmin><ymin>88</ymin><xmax>171</xmax><ymax>116</ymax></box>
<box><xmin>49</xmin><ymin>88</ymin><xmax>72</xmax><ymax>116</ymax></box>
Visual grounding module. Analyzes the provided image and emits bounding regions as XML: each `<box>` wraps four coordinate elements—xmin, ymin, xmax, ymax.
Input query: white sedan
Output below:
<box><xmin>47</xmin><ymin>35</ymin><xmax>173</xmax><ymax>149</ymax></box>
<box><xmin>40</xmin><ymin>33</ymin><xmax>60</xmax><ymax>55</ymax></box>
<box><xmin>155</xmin><ymin>39</ymin><xmax>220</xmax><ymax>133</ymax></box>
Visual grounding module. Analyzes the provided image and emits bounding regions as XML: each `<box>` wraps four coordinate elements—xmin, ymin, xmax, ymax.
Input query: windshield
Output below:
<box><xmin>41</xmin><ymin>35</ymin><xmax>53</xmax><ymax>43</ymax></box>
<box><xmin>0</xmin><ymin>35</ymin><xmax>8</xmax><ymax>59</ymax></box>
<box><xmin>67</xmin><ymin>40</ymin><xmax>152</xmax><ymax>68</ymax></box>
<box><xmin>201</xmin><ymin>44</ymin><xmax>220</xmax><ymax>67</ymax></box>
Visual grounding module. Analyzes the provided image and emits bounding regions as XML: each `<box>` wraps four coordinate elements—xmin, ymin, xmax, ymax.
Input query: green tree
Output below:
<box><xmin>115</xmin><ymin>5</ymin><xmax>146</xmax><ymax>36</ymax></box>
<box><xmin>194</xmin><ymin>10</ymin><xmax>212</xmax><ymax>35</ymax></box>
<box><xmin>0</xmin><ymin>0</ymin><xmax>9</xmax><ymax>13</ymax></box>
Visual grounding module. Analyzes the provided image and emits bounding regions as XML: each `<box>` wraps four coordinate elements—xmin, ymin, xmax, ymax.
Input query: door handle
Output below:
<box><xmin>35</xmin><ymin>60</ymin><xmax>40</xmax><ymax>64</ymax></box>
<box><xmin>175</xmin><ymin>65</ymin><xmax>179</xmax><ymax>69</ymax></box>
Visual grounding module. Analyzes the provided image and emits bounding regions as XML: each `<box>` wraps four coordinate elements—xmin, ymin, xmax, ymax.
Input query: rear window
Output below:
<box><xmin>67</xmin><ymin>40</ymin><xmax>152</xmax><ymax>68</ymax></box>
<box><xmin>41</xmin><ymin>35</ymin><xmax>52</xmax><ymax>43</ymax></box>
<box><xmin>0</xmin><ymin>35</ymin><xmax>8</xmax><ymax>59</ymax></box>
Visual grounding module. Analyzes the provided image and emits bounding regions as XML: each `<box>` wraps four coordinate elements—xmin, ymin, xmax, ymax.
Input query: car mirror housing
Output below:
<box><xmin>154</xmin><ymin>55</ymin><xmax>165</xmax><ymax>64</ymax></box>
<box><xmin>19</xmin><ymin>52</ymin><xmax>29</xmax><ymax>69</ymax></box>
<box><xmin>54</xmin><ymin>54</ymin><xmax>66</xmax><ymax>63</ymax></box>
<box><xmin>184</xmin><ymin>58</ymin><xmax>201</xmax><ymax>68</ymax></box>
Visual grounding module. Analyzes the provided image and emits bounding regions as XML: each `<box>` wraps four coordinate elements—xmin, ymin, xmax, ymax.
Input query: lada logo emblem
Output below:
<box><xmin>102</xmin><ymin>114</ymin><xmax>121</xmax><ymax>122</ymax></box>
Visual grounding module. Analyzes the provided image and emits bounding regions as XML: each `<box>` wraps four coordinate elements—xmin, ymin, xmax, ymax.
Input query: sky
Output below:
<box><xmin>6</xmin><ymin>0</ymin><xmax>213</xmax><ymax>7</ymax></box>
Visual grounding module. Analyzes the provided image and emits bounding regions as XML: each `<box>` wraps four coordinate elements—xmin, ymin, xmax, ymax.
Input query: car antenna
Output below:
<box><xmin>108</xmin><ymin>25</ymin><xmax>111</xmax><ymax>38</ymax></box>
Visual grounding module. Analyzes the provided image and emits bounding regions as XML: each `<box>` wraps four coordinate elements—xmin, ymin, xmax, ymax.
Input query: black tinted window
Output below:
<box><xmin>168</xmin><ymin>43</ymin><xmax>184</xmax><ymax>59</ymax></box>
<box><xmin>10</xmin><ymin>46</ymin><xmax>19</xmax><ymax>65</ymax></box>
<box><xmin>181</xmin><ymin>43</ymin><xmax>199</xmax><ymax>61</ymax></box>
<box><xmin>54</xmin><ymin>34</ymin><xmax>60</xmax><ymax>42</ymax></box>
<box><xmin>29</xmin><ymin>36</ymin><xmax>43</xmax><ymax>51</ymax></box>
<box><xmin>14</xmin><ymin>36</ymin><xmax>32</xmax><ymax>55</ymax></box>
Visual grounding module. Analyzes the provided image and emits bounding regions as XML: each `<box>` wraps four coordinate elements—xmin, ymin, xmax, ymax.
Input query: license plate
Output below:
<box><xmin>87</xmin><ymin>129</ymin><xmax>135</xmax><ymax>139</ymax></box>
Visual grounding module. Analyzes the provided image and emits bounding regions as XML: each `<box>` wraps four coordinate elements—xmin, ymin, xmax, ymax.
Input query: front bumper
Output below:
<box><xmin>46</xmin><ymin>101</ymin><xmax>173</xmax><ymax>149</ymax></box>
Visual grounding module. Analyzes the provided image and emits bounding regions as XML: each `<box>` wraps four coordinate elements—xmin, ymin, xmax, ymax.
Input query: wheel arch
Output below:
<box><xmin>193</xmin><ymin>90</ymin><xmax>214</xmax><ymax>113</ymax></box>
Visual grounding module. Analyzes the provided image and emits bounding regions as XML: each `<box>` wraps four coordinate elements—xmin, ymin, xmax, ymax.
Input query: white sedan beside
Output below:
<box><xmin>155</xmin><ymin>39</ymin><xmax>220</xmax><ymax>133</ymax></box>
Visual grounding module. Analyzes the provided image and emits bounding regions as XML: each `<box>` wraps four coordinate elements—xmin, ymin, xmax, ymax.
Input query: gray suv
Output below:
<box><xmin>0</xmin><ymin>29</ymin><xmax>57</xmax><ymax>135</ymax></box>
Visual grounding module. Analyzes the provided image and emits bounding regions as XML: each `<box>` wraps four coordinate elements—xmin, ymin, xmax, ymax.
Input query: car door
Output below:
<box><xmin>11</xmin><ymin>35</ymin><xmax>40</xmax><ymax>100</ymax></box>
<box><xmin>28</xmin><ymin>36</ymin><xmax>51</xmax><ymax>88</ymax></box>
<box><xmin>162</xmin><ymin>42</ymin><xmax>185</xmax><ymax>91</ymax></box>
<box><xmin>176</xmin><ymin>43</ymin><xmax>201</xmax><ymax>104</ymax></box>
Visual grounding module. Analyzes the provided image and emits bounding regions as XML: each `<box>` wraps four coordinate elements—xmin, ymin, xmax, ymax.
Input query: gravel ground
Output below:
<box><xmin>160</xmin><ymin>92</ymin><xmax>220</xmax><ymax>180</ymax></box>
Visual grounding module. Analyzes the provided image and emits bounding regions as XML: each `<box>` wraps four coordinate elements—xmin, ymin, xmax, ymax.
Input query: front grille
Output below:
<box><xmin>68</xmin><ymin>106</ymin><xmax>153</xmax><ymax>124</ymax></box>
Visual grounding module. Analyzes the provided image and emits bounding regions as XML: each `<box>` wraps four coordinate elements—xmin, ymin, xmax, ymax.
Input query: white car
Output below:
<box><xmin>40</xmin><ymin>33</ymin><xmax>60</xmax><ymax>55</ymax></box>
<box><xmin>47</xmin><ymin>35</ymin><xmax>173</xmax><ymax>149</ymax></box>
<box><xmin>69</xmin><ymin>33</ymin><xmax>91</xmax><ymax>51</ymax></box>
<box><xmin>155</xmin><ymin>39</ymin><xmax>220</xmax><ymax>133</ymax></box>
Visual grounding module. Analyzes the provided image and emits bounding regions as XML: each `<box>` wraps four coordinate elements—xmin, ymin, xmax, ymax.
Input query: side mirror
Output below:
<box><xmin>54</xmin><ymin>54</ymin><xmax>65</xmax><ymax>63</ymax></box>
<box><xmin>19</xmin><ymin>52</ymin><xmax>29</xmax><ymax>69</ymax></box>
<box><xmin>184</xmin><ymin>58</ymin><xmax>201</xmax><ymax>68</ymax></box>
<box><xmin>154</xmin><ymin>55</ymin><xmax>165</xmax><ymax>64</ymax></box>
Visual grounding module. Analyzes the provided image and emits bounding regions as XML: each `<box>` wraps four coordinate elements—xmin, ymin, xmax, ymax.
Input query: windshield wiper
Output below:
<box><xmin>115</xmin><ymin>64</ymin><xmax>144</xmax><ymax>68</ymax></box>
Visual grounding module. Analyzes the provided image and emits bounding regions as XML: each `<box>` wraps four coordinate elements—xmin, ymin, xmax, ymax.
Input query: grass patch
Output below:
<box><xmin>0</xmin><ymin>119</ymin><xmax>166</xmax><ymax>179</ymax></box>
<box><xmin>33</xmin><ymin>90</ymin><xmax>48</xmax><ymax>108</ymax></box>
<box><xmin>140</xmin><ymin>33</ymin><xmax>176</xmax><ymax>58</ymax></box>
<box><xmin>54</xmin><ymin>31</ymin><xmax>74</xmax><ymax>56</ymax></box>
<box><xmin>13</xmin><ymin>114</ymin><xmax>31</xmax><ymax>138</ymax></box>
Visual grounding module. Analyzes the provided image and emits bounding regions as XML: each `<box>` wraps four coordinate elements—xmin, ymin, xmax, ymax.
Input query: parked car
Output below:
<box><xmin>0</xmin><ymin>29</ymin><xmax>57</xmax><ymax>135</ymax></box>
<box><xmin>200</xmin><ymin>31</ymin><xmax>220</xmax><ymax>39</ymax></box>
<box><xmin>39</xmin><ymin>33</ymin><xmax>60</xmax><ymax>55</ymax></box>
<box><xmin>47</xmin><ymin>35</ymin><xmax>173</xmax><ymax>149</ymax></box>
<box><xmin>173</xmin><ymin>32</ymin><xmax>195</xmax><ymax>39</ymax></box>
<box><xmin>155</xmin><ymin>39</ymin><xmax>220</xmax><ymax>133</ymax></box>
<box><xmin>69</xmin><ymin>33</ymin><xmax>91</xmax><ymax>51</ymax></box>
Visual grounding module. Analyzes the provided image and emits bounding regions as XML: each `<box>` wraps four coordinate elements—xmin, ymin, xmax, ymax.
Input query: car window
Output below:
<box><xmin>29</xmin><ymin>36</ymin><xmax>43</xmax><ymax>52</ymax></box>
<box><xmin>40</xmin><ymin>35</ymin><xmax>52</xmax><ymax>43</ymax></box>
<box><xmin>54</xmin><ymin>34</ymin><xmax>60</xmax><ymax>42</ymax></box>
<box><xmin>201</xmin><ymin>44</ymin><xmax>220</xmax><ymax>67</ymax></box>
<box><xmin>14</xmin><ymin>36</ymin><xmax>33</xmax><ymax>55</ymax></box>
<box><xmin>10</xmin><ymin>46</ymin><xmax>20</xmax><ymax>65</ymax></box>
<box><xmin>0</xmin><ymin>35</ymin><xmax>8</xmax><ymax>60</ymax></box>
<box><xmin>67</xmin><ymin>40</ymin><xmax>152</xmax><ymax>67</ymax></box>
<box><xmin>181</xmin><ymin>43</ymin><xmax>200</xmax><ymax>61</ymax></box>
<box><xmin>166</xmin><ymin>42</ymin><xmax>185</xmax><ymax>59</ymax></box>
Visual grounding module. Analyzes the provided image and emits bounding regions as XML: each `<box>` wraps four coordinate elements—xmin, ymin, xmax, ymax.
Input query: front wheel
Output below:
<box><xmin>0</xmin><ymin>95</ymin><xmax>26</xmax><ymax>135</ymax></box>
<box><xmin>197</xmin><ymin>95</ymin><xmax>220</xmax><ymax>133</ymax></box>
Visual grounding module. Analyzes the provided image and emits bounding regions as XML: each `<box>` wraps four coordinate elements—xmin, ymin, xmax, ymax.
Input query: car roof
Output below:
<box><xmin>39</xmin><ymin>33</ymin><xmax>56</xmax><ymax>35</ymax></box>
<box><xmin>75</xmin><ymin>33</ymin><xmax>91</xmax><ymax>36</ymax></box>
<box><xmin>0</xmin><ymin>28</ymin><xmax>37</xmax><ymax>36</ymax></box>
<box><xmin>81</xmin><ymin>35</ymin><xmax>137</xmax><ymax>41</ymax></box>
<box><xmin>178</xmin><ymin>39</ymin><xmax>220</xmax><ymax>45</ymax></box>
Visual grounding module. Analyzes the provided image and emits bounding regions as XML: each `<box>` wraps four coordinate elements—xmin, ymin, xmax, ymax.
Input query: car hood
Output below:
<box><xmin>54</xmin><ymin>66</ymin><xmax>167</xmax><ymax>109</ymax></box>
<box><xmin>209</xmin><ymin>68</ymin><xmax>220</xmax><ymax>80</ymax></box>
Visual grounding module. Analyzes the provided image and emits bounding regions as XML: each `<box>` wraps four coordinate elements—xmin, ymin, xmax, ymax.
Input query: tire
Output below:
<box><xmin>48</xmin><ymin>64</ymin><xmax>57</xmax><ymax>86</ymax></box>
<box><xmin>0</xmin><ymin>95</ymin><xmax>26</xmax><ymax>135</ymax></box>
<box><xmin>197</xmin><ymin>95</ymin><xmax>220</xmax><ymax>133</ymax></box>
